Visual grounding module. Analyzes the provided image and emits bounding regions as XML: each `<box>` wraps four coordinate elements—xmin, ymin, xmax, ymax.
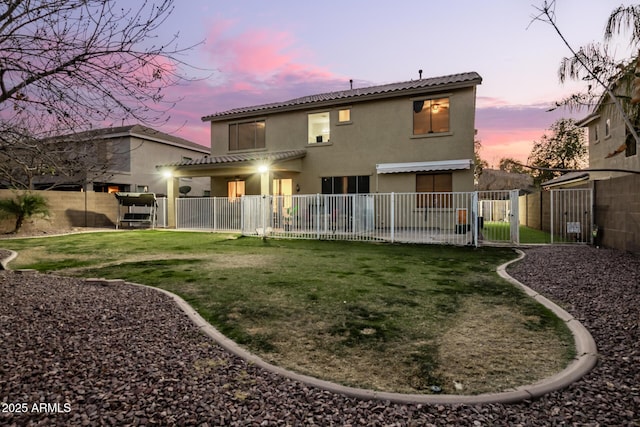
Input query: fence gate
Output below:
<box><xmin>477</xmin><ymin>190</ymin><xmax>519</xmax><ymax>245</ymax></box>
<box><xmin>550</xmin><ymin>189</ymin><xmax>593</xmax><ymax>244</ymax></box>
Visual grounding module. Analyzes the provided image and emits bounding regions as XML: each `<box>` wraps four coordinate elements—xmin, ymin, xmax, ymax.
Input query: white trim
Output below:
<box><xmin>376</xmin><ymin>159</ymin><xmax>472</xmax><ymax>174</ymax></box>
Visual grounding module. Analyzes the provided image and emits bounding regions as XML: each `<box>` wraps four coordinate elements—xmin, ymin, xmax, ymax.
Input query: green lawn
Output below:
<box><xmin>482</xmin><ymin>222</ymin><xmax>556</xmax><ymax>244</ymax></box>
<box><xmin>1</xmin><ymin>230</ymin><xmax>575</xmax><ymax>395</ymax></box>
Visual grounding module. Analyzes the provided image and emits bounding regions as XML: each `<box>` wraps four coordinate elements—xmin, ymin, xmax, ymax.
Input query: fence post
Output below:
<box><xmin>262</xmin><ymin>195</ymin><xmax>268</xmax><ymax>239</ymax></box>
<box><xmin>316</xmin><ymin>193</ymin><xmax>320</xmax><ymax>240</ymax></box>
<box><xmin>472</xmin><ymin>191</ymin><xmax>479</xmax><ymax>247</ymax></box>
<box><xmin>390</xmin><ymin>192</ymin><xmax>395</xmax><ymax>243</ymax></box>
<box><xmin>240</xmin><ymin>196</ymin><xmax>245</xmax><ymax>235</ymax></box>
<box><xmin>212</xmin><ymin>197</ymin><xmax>217</xmax><ymax>231</ymax></box>
<box><xmin>589</xmin><ymin>188</ymin><xmax>594</xmax><ymax>245</ymax></box>
<box><xmin>550</xmin><ymin>190</ymin><xmax>555</xmax><ymax>244</ymax></box>
<box><xmin>174</xmin><ymin>198</ymin><xmax>179</xmax><ymax>229</ymax></box>
<box><xmin>510</xmin><ymin>189</ymin><xmax>520</xmax><ymax>245</ymax></box>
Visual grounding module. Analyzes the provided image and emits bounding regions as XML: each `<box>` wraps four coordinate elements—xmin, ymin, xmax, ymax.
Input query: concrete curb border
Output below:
<box><xmin>131</xmin><ymin>249</ymin><xmax>598</xmax><ymax>405</ymax></box>
<box><xmin>1</xmin><ymin>247</ymin><xmax>598</xmax><ymax>405</ymax></box>
<box><xmin>0</xmin><ymin>249</ymin><xmax>18</xmax><ymax>270</ymax></box>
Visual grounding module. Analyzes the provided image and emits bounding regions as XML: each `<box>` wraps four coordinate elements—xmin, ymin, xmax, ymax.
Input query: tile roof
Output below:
<box><xmin>159</xmin><ymin>149</ymin><xmax>307</xmax><ymax>168</ymax></box>
<box><xmin>58</xmin><ymin>124</ymin><xmax>209</xmax><ymax>153</ymax></box>
<box><xmin>202</xmin><ymin>71</ymin><xmax>482</xmax><ymax>121</ymax></box>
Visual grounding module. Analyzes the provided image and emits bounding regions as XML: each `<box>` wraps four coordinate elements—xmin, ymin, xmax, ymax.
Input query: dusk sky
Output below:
<box><xmin>152</xmin><ymin>1</ymin><xmax>633</xmax><ymax>166</ymax></box>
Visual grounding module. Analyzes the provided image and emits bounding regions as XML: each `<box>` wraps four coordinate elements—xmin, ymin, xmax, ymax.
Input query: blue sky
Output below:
<box><xmin>154</xmin><ymin>0</ymin><xmax>633</xmax><ymax>165</ymax></box>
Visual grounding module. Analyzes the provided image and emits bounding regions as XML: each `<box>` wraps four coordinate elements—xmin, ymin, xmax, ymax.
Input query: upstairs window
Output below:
<box><xmin>413</xmin><ymin>97</ymin><xmax>450</xmax><ymax>135</ymax></box>
<box><xmin>605</xmin><ymin>118</ymin><xmax>611</xmax><ymax>138</ymax></box>
<box><xmin>229</xmin><ymin>120</ymin><xmax>265</xmax><ymax>151</ymax></box>
<box><xmin>338</xmin><ymin>108</ymin><xmax>351</xmax><ymax>123</ymax></box>
<box><xmin>308</xmin><ymin>112</ymin><xmax>330</xmax><ymax>143</ymax></box>
<box><xmin>625</xmin><ymin>129</ymin><xmax>638</xmax><ymax>157</ymax></box>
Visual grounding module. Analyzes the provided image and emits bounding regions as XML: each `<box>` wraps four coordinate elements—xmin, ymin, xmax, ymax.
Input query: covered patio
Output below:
<box><xmin>157</xmin><ymin>149</ymin><xmax>306</xmax><ymax>227</ymax></box>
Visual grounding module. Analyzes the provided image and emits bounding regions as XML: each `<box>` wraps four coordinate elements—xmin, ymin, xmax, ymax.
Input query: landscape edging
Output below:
<box><xmin>131</xmin><ymin>248</ymin><xmax>598</xmax><ymax>405</ymax></box>
<box><xmin>1</xmin><ymin>246</ymin><xmax>598</xmax><ymax>405</ymax></box>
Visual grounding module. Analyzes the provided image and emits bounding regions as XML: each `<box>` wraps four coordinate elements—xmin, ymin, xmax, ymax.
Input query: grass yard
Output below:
<box><xmin>1</xmin><ymin>230</ymin><xmax>575</xmax><ymax>395</ymax></box>
<box><xmin>482</xmin><ymin>222</ymin><xmax>557</xmax><ymax>244</ymax></box>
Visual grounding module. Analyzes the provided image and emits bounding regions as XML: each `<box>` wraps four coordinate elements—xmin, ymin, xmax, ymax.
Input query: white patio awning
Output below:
<box><xmin>376</xmin><ymin>159</ymin><xmax>472</xmax><ymax>174</ymax></box>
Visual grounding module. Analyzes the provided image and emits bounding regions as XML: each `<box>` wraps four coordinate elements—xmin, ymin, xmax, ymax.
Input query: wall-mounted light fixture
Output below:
<box><xmin>296</xmin><ymin>183</ymin><xmax>300</xmax><ymax>193</ymax></box>
<box><xmin>258</xmin><ymin>165</ymin><xmax>269</xmax><ymax>174</ymax></box>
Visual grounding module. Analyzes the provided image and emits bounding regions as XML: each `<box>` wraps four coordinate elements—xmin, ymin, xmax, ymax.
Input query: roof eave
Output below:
<box><xmin>575</xmin><ymin>113</ymin><xmax>600</xmax><ymax>128</ymax></box>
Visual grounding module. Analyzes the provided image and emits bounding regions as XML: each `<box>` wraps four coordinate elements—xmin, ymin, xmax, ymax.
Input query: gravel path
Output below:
<box><xmin>0</xmin><ymin>245</ymin><xmax>638</xmax><ymax>426</ymax></box>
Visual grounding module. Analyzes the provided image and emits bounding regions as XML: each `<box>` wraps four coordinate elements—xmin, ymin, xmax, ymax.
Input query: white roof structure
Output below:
<box><xmin>376</xmin><ymin>159</ymin><xmax>472</xmax><ymax>174</ymax></box>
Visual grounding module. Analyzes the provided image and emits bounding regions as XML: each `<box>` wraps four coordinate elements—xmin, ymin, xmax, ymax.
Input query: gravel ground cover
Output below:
<box><xmin>0</xmin><ymin>245</ymin><xmax>638</xmax><ymax>426</ymax></box>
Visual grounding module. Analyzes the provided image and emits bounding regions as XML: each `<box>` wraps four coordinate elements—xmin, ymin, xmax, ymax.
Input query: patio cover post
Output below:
<box><xmin>166</xmin><ymin>176</ymin><xmax>180</xmax><ymax>228</ymax></box>
<box><xmin>260</xmin><ymin>168</ymin><xmax>271</xmax><ymax>196</ymax></box>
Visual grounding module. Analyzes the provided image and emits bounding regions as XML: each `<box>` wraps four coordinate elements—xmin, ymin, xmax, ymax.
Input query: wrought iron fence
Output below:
<box><xmin>172</xmin><ymin>189</ymin><xmax>598</xmax><ymax>247</ymax></box>
<box><xmin>175</xmin><ymin>197</ymin><xmax>242</xmax><ymax>231</ymax></box>
<box><xmin>174</xmin><ymin>193</ymin><xmax>483</xmax><ymax>246</ymax></box>
<box><xmin>550</xmin><ymin>189</ymin><xmax>593</xmax><ymax>244</ymax></box>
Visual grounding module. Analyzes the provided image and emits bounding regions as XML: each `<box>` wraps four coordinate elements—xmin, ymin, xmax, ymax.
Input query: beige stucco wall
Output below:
<box><xmin>518</xmin><ymin>191</ymin><xmax>551</xmax><ymax>232</ymax></box>
<box><xmin>594</xmin><ymin>174</ymin><xmax>640</xmax><ymax>253</ymax></box>
<box><xmin>0</xmin><ymin>190</ymin><xmax>119</xmax><ymax>234</ymax></box>
<box><xmin>107</xmin><ymin>137</ymin><xmax>210</xmax><ymax>196</ymax></box>
<box><xmin>208</xmin><ymin>86</ymin><xmax>477</xmax><ymax>195</ymax></box>
<box><xmin>586</xmin><ymin>109</ymin><xmax>640</xmax><ymax>175</ymax></box>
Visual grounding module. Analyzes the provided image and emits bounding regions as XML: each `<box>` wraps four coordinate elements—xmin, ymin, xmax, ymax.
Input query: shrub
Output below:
<box><xmin>0</xmin><ymin>192</ymin><xmax>50</xmax><ymax>233</ymax></box>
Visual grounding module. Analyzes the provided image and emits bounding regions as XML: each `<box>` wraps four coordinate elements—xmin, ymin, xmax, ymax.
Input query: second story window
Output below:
<box><xmin>229</xmin><ymin>120</ymin><xmax>265</xmax><ymax>151</ymax></box>
<box><xmin>605</xmin><ymin>118</ymin><xmax>611</xmax><ymax>138</ymax></box>
<box><xmin>338</xmin><ymin>108</ymin><xmax>351</xmax><ymax>123</ymax></box>
<box><xmin>625</xmin><ymin>130</ymin><xmax>638</xmax><ymax>157</ymax></box>
<box><xmin>413</xmin><ymin>97</ymin><xmax>450</xmax><ymax>135</ymax></box>
<box><xmin>308</xmin><ymin>112</ymin><xmax>330</xmax><ymax>143</ymax></box>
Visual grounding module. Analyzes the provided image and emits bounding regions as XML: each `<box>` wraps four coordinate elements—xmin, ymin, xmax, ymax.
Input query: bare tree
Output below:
<box><xmin>0</xmin><ymin>127</ymin><xmax>119</xmax><ymax>190</ymax></box>
<box><xmin>0</xmin><ymin>0</ymin><xmax>199</xmax><ymax>188</ymax></box>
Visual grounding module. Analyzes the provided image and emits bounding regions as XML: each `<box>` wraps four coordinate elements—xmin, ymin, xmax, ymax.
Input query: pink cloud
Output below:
<box><xmin>201</xmin><ymin>18</ymin><xmax>345</xmax><ymax>96</ymax></box>
<box><xmin>156</xmin><ymin>19</ymin><xmax>351</xmax><ymax>146</ymax></box>
<box><xmin>159</xmin><ymin>21</ymin><xmax>591</xmax><ymax>168</ymax></box>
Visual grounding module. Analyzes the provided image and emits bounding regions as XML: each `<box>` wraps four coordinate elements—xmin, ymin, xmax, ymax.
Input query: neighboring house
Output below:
<box><xmin>546</xmin><ymin>82</ymin><xmax>639</xmax><ymax>190</ymax></box>
<box><xmin>576</xmin><ymin>91</ymin><xmax>640</xmax><ymax>180</ymax></box>
<box><xmin>477</xmin><ymin>169</ymin><xmax>535</xmax><ymax>193</ymax></box>
<box><xmin>160</xmin><ymin>72</ymin><xmax>482</xmax><ymax>207</ymax></box>
<box><xmin>36</xmin><ymin>124</ymin><xmax>211</xmax><ymax>196</ymax></box>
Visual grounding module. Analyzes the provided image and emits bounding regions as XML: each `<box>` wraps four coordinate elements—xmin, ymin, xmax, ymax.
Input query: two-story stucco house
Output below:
<box><xmin>35</xmin><ymin>124</ymin><xmax>211</xmax><ymax>196</ymax></box>
<box><xmin>161</xmin><ymin>72</ymin><xmax>482</xmax><ymax>211</ymax></box>
<box><xmin>577</xmin><ymin>92</ymin><xmax>639</xmax><ymax>179</ymax></box>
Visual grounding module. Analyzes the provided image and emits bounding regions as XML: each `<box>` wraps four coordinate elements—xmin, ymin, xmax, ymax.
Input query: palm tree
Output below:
<box><xmin>0</xmin><ymin>192</ymin><xmax>50</xmax><ymax>233</ymax></box>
